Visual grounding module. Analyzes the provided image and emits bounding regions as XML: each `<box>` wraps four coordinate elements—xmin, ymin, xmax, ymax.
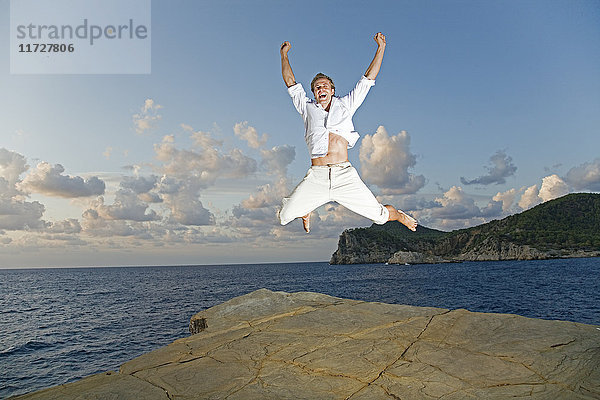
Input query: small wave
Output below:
<box><xmin>20</xmin><ymin>307</ymin><xmax>41</xmax><ymax>313</ymax></box>
<box><xmin>76</xmin><ymin>290</ymin><xmax>118</xmax><ymax>296</ymax></box>
<box><xmin>60</xmin><ymin>348</ymin><xmax>92</xmax><ymax>358</ymax></box>
<box><xmin>0</xmin><ymin>344</ymin><xmax>18</xmax><ymax>355</ymax></box>
<box><xmin>0</xmin><ymin>339</ymin><xmax>53</xmax><ymax>357</ymax></box>
<box><xmin>0</xmin><ymin>306</ymin><xmax>41</xmax><ymax>315</ymax></box>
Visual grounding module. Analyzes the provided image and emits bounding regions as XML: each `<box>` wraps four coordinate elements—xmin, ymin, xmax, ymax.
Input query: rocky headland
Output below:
<box><xmin>331</xmin><ymin>193</ymin><xmax>600</xmax><ymax>265</ymax></box>
<box><xmin>14</xmin><ymin>289</ymin><xmax>600</xmax><ymax>399</ymax></box>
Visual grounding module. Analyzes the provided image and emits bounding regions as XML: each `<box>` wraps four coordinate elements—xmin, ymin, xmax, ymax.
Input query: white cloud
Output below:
<box><xmin>120</xmin><ymin>175</ymin><xmax>158</xmax><ymax>194</ymax></box>
<box><xmin>461</xmin><ymin>150</ymin><xmax>517</xmax><ymax>186</ymax></box>
<box><xmin>376</xmin><ymin>194</ymin><xmax>440</xmax><ymax>214</ymax></box>
<box><xmin>154</xmin><ymin>134</ymin><xmax>257</xmax><ymax>185</ymax></box>
<box><xmin>493</xmin><ymin>188</ymin><xmax>520</xmax><ymax>212</ymax></box>
<box><xmin>0</xmin><ymin>197</ymin><xmax>46</xmax><ymax>230</ymax></box>
<box><xmin>164</xmin><ymin>186</ymin><xmax>215</xmax><ymax>226</ymax></box>
<box><xmin>138</xmin><ymin>192</ymin><xmax>163</xmax><ymax>204</ymax></box>
<box><xmin>156</xmin><ymin>175</ymin><xmax>182</xmax><ymax>194</ymax></box>
<box><xmin>432</xmin><ymin>186</ymin><xmax>498</xmax><ymax>219</ymax></box>
<box><xmin>133</xmin><ymin>99</ymin><xmax>162</xmax><ymax>134</ymax></box>
<box><xmin>239</xmin><ymin>178</ymin><xmax>289</xmax><ymax>210</ymax></box>
<box><xmin>85</xmin><ymin>189</ymin><xmax>160</xmax><ymax>222</ymax></box>
<box><xmin>19</xmin><ymin>162</ymin><xmax>105</xmax><ymax>198</ymax></box>
<box><xmin>518</xmin><ymin>184</ymin><xmax>541</xmax><ymax>210</ymax></box>
<box><xmin>516</xmin><ymin>174</ymin><xmax>570</xmax><ymax>211</ymax></box>
<box><xmin>1</xmin><ymin>118</ymin><xmax>299</xmax><ymax>256</ymax></box>
<box><xmin>46</xmin><ymin>218</ymin><xmax>82</xmax><ymax>234</ymax></box>
<box><xmin>234</xmin><ymin>121</ymin><xmax>269</xmax><ymax>149</ymax></box>
<box><xmin>81</xmin><ymin>210</ymin><xmax>157</xmax><ymax>239</ymax></box>
<box><xmin>565</xmin><ymin>159</ymin><xmax>600</xmax><ymax>191</ymax></box>
<box><xmin>122</xmin><ymin>164</ymin><xmax>142</xmax><ymax>175</ymax></box>
<box><xmin>359</xmin><ymin>126</ymin><xmax>425</xmax><ymax>195</ymax></box>
<box><xmin>260</xmin><ymin>145</ymin><xmax>295</xmax><ymax>177</ymax></box>
<box><xmin>0</xmin><ymin>148</ymin><xmax>28</xmax><ymax>185</ymax></box>
<box><xmin>161</xmin><ymin>226</ymin><xmax>234</xmax><ymax>245</ymax></box>
<box><xmin>37</xmin><ymin>234</ymin><xmax>88</xmax><ymax>246</ymax></box>
<box><xmin>0</xmin><ymin>149</ymin><xmax>48</xmax><ymax>231</ymax></box>
<box><xmin>181</xmin><ymin>124</ymin><xmax>224</xmax><ymax>149</ymax></box>
<box><xmin>229</xmin><ymin>178</ymin><xmax>289</xmax><ymax>236</ymax></box>
<box><xmin>423</xmin><ymin>186</ymin><xmax>502</xmax><ymax>230</ymax></box>
<box><xmin>151</xmin><ymin>128</ymin><xmax>259</xmax><ymax>227</ymax></box>
<box><xmin>538</xmin><ymin>174</ymin><xmax>569</xmax><ymax>202</ymax></box>
<box><xmin>0</xmin><ymin>177</ymin><xmax>23</xmax><ymax>206</ymax></box>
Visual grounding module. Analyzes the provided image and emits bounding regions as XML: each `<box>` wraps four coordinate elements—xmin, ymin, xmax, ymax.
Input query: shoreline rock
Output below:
<box><xmin>387</xmin><ymin>250</ymin><xmax>453</xmax><ymax>265</ymax></box>
<box><xmin>331</xmin><ymin>193</ymin><xmax>600</xmax><ymax>265</ymax></box>
<box><xmin>331</xmin><ymin>228</ymin><xmax>600</xmax><ymax>265</ymax></box>
<box><xmin>14</xmin><ymin>289</ymin><xmax>600</xmax><ymax>399</ymax></box>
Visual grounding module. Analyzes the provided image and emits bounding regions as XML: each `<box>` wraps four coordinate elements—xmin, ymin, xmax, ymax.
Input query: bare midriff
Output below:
<box><xmin>311</xmin><ymin>132</ymin><xmax>349</xmax><ymax>166</ymax></box>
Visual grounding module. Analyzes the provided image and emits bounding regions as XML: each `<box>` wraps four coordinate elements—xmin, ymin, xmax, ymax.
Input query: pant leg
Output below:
<box><xmin>330</xmin><ymin>165</ymin><xmax>389</xmax><ymax>225</ymax></box>
<box><xmin>279</xmin><ymin>168</ymin><xmax>330</xmax><ymax>225</ymax></box>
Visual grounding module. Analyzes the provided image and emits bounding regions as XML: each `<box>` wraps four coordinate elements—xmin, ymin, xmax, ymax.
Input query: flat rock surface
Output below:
<box><xmin>14</xmin><ymin>289</ymin><xmax>600</xmax><ymax>399</ymax></box>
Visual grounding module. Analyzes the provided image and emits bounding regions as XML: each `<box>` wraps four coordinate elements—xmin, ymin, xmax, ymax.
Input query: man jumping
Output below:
<box><xmin>278</xmin><ymin>32</ymin><xmax>418</xmax><ymax>234</ymax></box>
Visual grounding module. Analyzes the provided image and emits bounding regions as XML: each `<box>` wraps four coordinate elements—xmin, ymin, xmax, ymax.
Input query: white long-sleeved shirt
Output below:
<box><xmin>287</xmin><ymin>76</ymin><xmax>375</xmax><ymax>159</ymax></box>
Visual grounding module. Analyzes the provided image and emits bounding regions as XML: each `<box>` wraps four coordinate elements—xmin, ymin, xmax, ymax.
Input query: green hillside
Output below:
<box><xmin>333</xmin><ymin>193</ymin><xmax>600</xmax><ymax>263</ymax></box>
<box><xmin>344</xmin><ymin>223</ymin><xmax>447</xmax><ymax>254</ymax></box>
<box><xmin>447</xmin><ymin>193</ymin><xmax>600</xmax><ymax>252</ymax></box>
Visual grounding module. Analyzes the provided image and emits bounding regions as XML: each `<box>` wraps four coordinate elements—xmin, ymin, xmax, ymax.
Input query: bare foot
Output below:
<box><xmin>301</xmin><ymin>213</ymin><xmax>311</xmax><ymax>233</ymax></box>
<box><xmin>385</xmin><ymin>205</ymin><xmax>418</xmax><ymax>232</ymax></box>
<box><xmin>398</xmin><ymin>210</ymin><xmax>418</xmax><ymax>231</ymax></box>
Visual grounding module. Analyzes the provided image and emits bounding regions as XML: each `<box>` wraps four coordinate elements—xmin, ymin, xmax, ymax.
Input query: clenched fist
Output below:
<box><xmin>280</xmin><ymin>41</ymin><xmax>291</xmax><ymax>56</ymax></box>
<box><xmin>374</xmin><ymin>32</ymin><xmax>386</xmax><ymax>47</ymax></box>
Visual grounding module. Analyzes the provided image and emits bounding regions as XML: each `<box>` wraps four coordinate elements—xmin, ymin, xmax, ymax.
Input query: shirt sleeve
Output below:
<box><xmin>287</xmin><ymin>83</ymin><xmax>308</xmax><ymax>115</ymax></box>
<box><xmin>344</xmin><ymin>75</ymin><xmax>375</xmax><ymax>113</ymax></box>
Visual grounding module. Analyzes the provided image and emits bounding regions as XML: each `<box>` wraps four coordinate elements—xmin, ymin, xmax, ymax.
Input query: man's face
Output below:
<box><xmin>312</xmin><ymin>78</ymin><xmax>334</xmax><ymax>109</ymax></box>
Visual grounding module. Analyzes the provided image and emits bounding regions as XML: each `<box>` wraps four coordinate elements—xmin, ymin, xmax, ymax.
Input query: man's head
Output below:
<box><xmin>311</xmin><ymin>73</ymin><xmax>335</xmax><ymax>109</ymax></box>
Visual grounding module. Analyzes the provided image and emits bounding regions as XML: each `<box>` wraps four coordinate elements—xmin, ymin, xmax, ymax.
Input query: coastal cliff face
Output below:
<box><xmin>332</xmin><ymin>234</ymin><xmax>555</xmax><ymax>265</ymax></box>
<box><xmin>330</xmin><ymin>229</ymin><xmax>554</xmax><ymax>264</ymax></box>
<box><xmin>330</xmin><ymin>229</ymin><xmax>398</xmax><ymax>264</ymax></box>
<box><xmin>331</xmin><ymin>193</ymin><xmax>600</xmax><ymax>265</ymax></box>
<box><xmin>15</xmin><ymin>289</ymin><xmax>600</xmax><ymax>400</ymax></box>
<box><xmin>388</xmin><ymin>251</ymin><xmax>450</xmax><ymax>265</ymax></box>
<box><xmin>450</xmin><ymin>237</ymin><xmax>548</xmax><ymax>261</ymax></box>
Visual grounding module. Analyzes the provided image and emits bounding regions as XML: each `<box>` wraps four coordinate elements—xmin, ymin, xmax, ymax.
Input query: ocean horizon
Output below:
<box><xmin>1</xmin><ymin>258</ymin><xmax>599</xmax><ymax>398</ymax></box>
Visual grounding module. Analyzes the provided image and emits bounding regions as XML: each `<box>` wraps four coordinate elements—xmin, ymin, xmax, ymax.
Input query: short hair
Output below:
<box><xmin>311</xmin><ymin>73</ymin><xmax>335</xmax><ymax>94</ymax></box>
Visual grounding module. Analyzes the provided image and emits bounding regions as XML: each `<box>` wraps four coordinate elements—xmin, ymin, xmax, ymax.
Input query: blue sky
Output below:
<box><xmin>1</xmin><ymin>0</ymin><xmax>599</xmax><ymax>268</ymax></box>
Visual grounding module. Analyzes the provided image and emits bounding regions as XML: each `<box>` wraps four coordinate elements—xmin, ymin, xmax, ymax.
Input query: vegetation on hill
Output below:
<box><xmin>333</xmin><ymin>193</ymin><xmax>600</xmax><ymax>262</ymax></box>
<box><xmin>445</xmin><ymin>193</ymin><xmax>600</xmax><ymax>252</ymax></box>
<box><xmin>346</xmin><ymin>223</ymin><xmax>447</xmax><ymax>252</ymax></box>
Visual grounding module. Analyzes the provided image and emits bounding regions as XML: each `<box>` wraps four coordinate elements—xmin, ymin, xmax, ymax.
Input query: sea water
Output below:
<box><xmin>1</xmin><ymin>258</ymin><xmax>599</xmax><ymax>398</ymax></box>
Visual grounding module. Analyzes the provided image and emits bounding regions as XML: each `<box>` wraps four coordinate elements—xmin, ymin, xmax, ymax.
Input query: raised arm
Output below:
<box><xmin>280</xmin><ymin>41</ymin><xmax>297</xmax><ymax>88</ymax></box>
<box><xmin>364</xmin><ymin>32</ymin><xmax>386</xmax><ymax>80</ymax></box>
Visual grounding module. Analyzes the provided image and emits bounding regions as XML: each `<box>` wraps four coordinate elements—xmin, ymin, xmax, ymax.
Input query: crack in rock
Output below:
<box><xmin>344</xmin><ymin>310</ymin><xmax>452</xmax><ymax>400</ymax></box>
<box><xmin>550</xmin><ymin>339</ymin><xmax>576</xmax><ymax>348</ymax></box>
<box><xmin>130</xmin><ymin>372</ymin><xmax>173</xmax><ymax>400</ymax></box>
<box><xmin>399</xmin><ymin>310</ymin><xmax>452</xmax><ymax>360</ymax></box>
<box><xmin>222</xmin><ymin>359</ymin><xmax>265</xmax><ymax>399</ymax></box>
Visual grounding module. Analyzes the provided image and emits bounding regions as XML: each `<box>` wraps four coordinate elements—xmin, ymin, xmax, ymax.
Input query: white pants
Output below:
<box><xmin>279</xmin><ymin>162</ymin><xmax>389</xmax><ymax>226</ymax></box>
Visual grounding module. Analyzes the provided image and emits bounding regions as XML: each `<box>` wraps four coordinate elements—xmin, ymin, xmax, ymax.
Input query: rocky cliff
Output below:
<box><xmin>330</xmin><ymin>224</ymin><xmax>449</xmax><ymax>264</ymax></box>
<box><xmin>331</xmin><ymin>193</ymin><xmax>600</xmax><ymax>265</ymax></box>
<box><xmin>330</xmin><ymin>228</ymin><xmax>400</xmax><ymax>264</ymax></box>
<box><xmin>15</xmin><ymin>289</ymin><xmax>600</xmax><ymax>399</ymax></box>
